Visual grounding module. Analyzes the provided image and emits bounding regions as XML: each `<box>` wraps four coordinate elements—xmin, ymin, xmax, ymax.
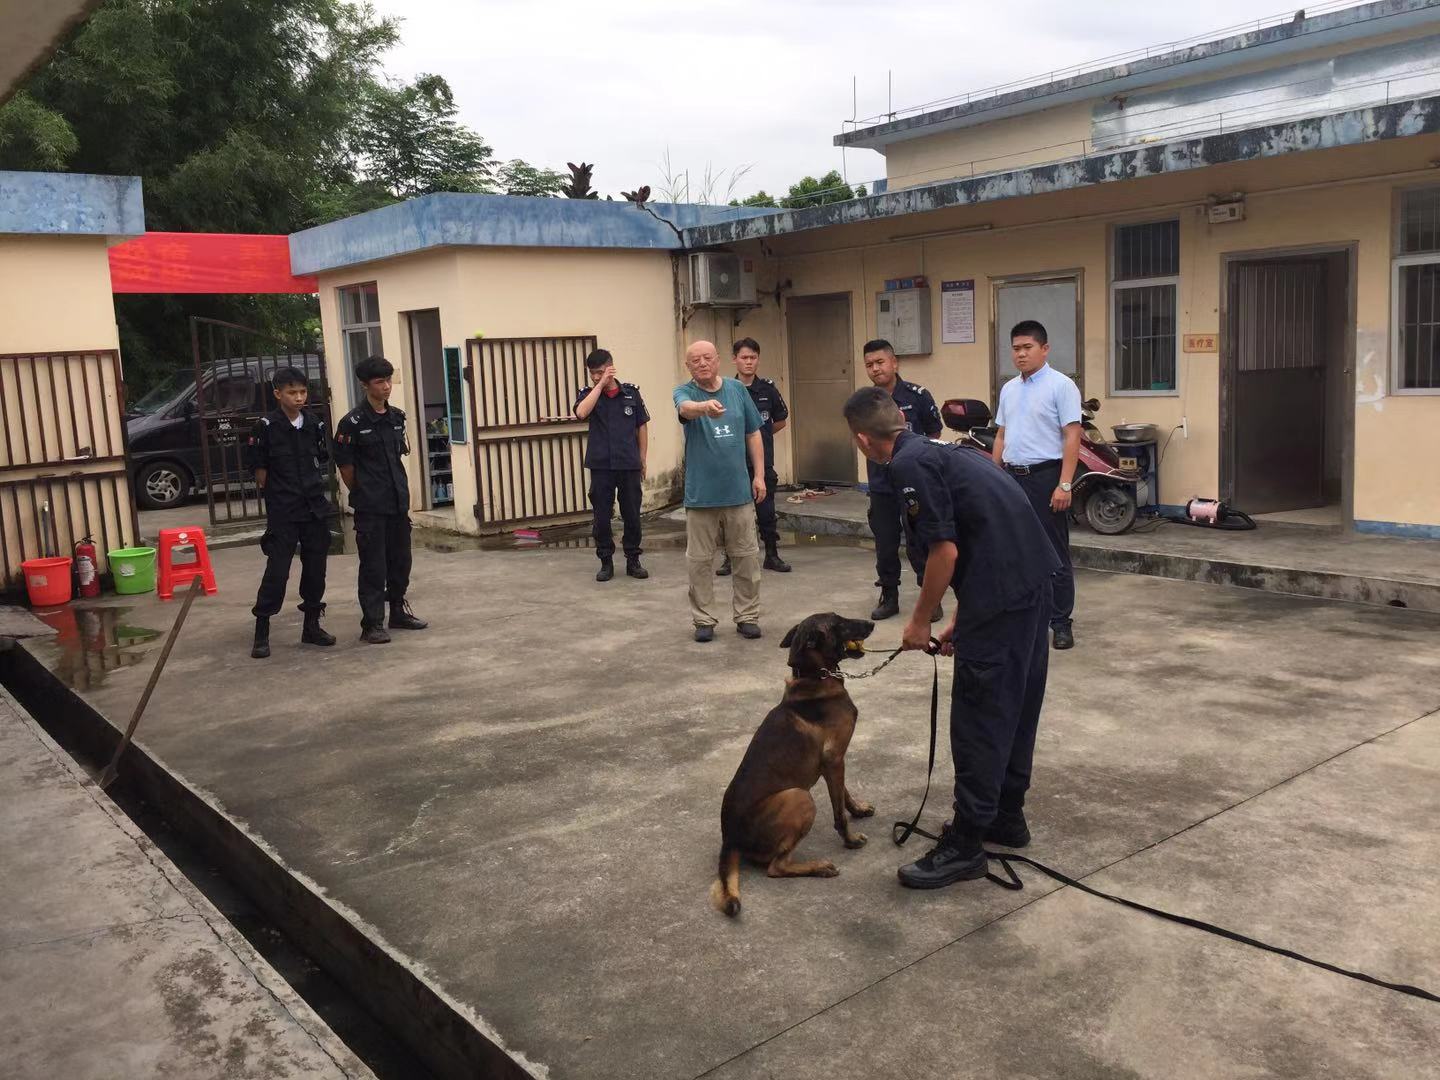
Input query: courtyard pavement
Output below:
<box><xmin>14</xmin><ymin>532</ymin><xmax>1440</xmax><ymax>1079</ymax></box>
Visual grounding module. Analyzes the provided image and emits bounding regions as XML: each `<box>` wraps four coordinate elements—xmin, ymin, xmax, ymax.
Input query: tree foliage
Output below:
<box><xmin>729</xmin><ymin>170</ymin><xmax>867</xmax><ymax>211</ymax></box>
<box><xmin>499</xmin><ymin>159</ymin><xmax>568</xmax><ymax>198</ymax></box>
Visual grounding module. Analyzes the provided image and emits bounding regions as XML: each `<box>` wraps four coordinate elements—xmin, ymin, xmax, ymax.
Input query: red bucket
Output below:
<box><xmin>21</xmin><ymin>556</ymin><xmax>73</xmax><ymax>607</ymax></box>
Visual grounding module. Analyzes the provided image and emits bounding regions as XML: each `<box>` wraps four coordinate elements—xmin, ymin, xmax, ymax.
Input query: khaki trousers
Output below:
<box><xmin>686</xmin><ymin>504</ymin><xmax>761</xmax><ymax>627</ymax></box>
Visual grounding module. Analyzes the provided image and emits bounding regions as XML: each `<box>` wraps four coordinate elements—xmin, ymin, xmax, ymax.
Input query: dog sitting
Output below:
<box><xmin>710</xmin><ymin>612</ymin><xmax>877</xmax><ymax>917</ymax></box>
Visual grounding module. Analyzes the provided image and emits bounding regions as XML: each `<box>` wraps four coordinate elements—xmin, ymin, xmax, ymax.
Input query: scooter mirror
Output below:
<box><xmin>1083</xmin><ymin>398</ymin><xmax>1101</xmax><ymax>413</ymax></box>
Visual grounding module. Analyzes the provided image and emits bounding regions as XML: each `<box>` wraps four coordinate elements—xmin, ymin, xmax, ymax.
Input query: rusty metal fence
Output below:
<box><xmin>0</xmin><ymin>350</ymin><xmax>138</xmax><ymax>593</ymax></box>
<box><xmin>463</xmin><ymin>335</ymin><xmax>594</xmax><ymax>528</ymax></box>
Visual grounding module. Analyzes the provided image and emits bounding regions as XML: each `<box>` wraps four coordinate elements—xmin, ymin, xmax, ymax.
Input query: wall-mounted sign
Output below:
<box><xmin>941</xmin><ymin>279</ymin><xmax>976</xmax><ymax>344</ymax></box>
<box><xmin>1183</xmin><ymin>333</ymin><xmax>1218</xmax><ymax>353</ymax></box>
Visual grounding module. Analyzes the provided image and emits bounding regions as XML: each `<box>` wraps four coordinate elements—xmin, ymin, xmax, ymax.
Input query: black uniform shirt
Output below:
<box><xmin>246</xmin><ymin>409</ymin><xmax>330</xmax><ymax>522</ymax></box>
<box><xmin>331</xmin><ymin>399</ymin><xmax>410</xmax><ymax>515</ymax></box>
<box><xmin>886</xmin><ymin>430</ymin><xmax>1060</xmax><ymax>620</ymax></box>
<box><xmin>741</xmin><ymin>376</ymin><xmax>788</xmax><ymax>472</ymax></box>
<box><xmin>574</xmin><ymin>382</ymin><xmax>649</xmax><ymax>471</ymax></box>
<box><xmin>867</xmin><ymin>379</ymin><xmax>942</xmax><ymax>494</ymax></box>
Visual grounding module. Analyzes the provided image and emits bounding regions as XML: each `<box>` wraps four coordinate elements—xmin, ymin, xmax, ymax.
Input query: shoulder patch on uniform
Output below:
<box><xmin>260</xmin><ymin>416</ymin><xmax>270</xmax><ymax>425</ymax></box>
<box><xmin>901</xmin><ymin>486</ymin><xmax>921</xmax><ymax>518</ymax></box>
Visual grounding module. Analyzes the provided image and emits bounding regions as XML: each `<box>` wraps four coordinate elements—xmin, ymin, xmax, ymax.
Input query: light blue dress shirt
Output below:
<box><xmin>995</xmin><ymin>363</ymin><xmax>1083</xmax><ymax>465</ymax></box>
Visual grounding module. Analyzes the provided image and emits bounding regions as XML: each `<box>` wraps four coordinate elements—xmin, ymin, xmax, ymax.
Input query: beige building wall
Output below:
<box><xmin>0</xmin><ymin>235</ymin><xmax>120</xmax><ymax>354</ymax></box>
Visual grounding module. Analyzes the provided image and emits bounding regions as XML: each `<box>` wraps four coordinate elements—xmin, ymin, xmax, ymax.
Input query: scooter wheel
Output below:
<box><xmin>1085</xmin><ymin>487</ymin><xmax>1137</xmax><ymax>535</ymax></box>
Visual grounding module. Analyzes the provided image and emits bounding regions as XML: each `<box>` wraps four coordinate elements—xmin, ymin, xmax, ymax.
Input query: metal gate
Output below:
<box><xmin>0</xmin><ymin>350</ymin><xmax>139</xmax><ymax>594</ymax></box>
<box><xmin>189</xmin><ymin>317</ymin><xmax>336</xmax><ymax>530</ymax></box>
<box><xmin>463</xmin><ymin>335</ymin><xmax>594</xmax><ymax>528</ymax></box>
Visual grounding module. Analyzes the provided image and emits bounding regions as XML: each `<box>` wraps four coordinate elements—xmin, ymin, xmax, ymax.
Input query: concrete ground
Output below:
<box><xmin>0</xmin><ymin>684</ymin><xmax>372</xmax><ymax>1080</ymax></box>
<box><xmin>13</xmin><ymin>532</ymin><xmax>1440</xmax><ymax>1079</ymax></box>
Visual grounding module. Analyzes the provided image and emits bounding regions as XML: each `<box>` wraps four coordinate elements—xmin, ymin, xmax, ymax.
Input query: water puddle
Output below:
<box><xmin>28</xmin><ymin>605</ymin><xmax>163</xmax><ymax>691</ymax></box>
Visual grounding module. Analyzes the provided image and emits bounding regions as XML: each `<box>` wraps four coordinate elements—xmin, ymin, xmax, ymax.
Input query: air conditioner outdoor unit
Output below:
<box><xmin>689</xmin><ymin>252</ymin><xmax>756</xmax><ymax>307</ymax></box>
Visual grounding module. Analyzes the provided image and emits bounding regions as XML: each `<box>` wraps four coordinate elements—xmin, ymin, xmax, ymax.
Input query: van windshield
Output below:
<box><xmin>129</xmin><ymin>371</ymin><xmax>196</xmax><ymax>416</ymax></box>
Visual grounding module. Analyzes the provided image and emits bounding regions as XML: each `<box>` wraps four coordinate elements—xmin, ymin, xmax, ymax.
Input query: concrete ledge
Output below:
<box><xmin>0</xmin><ymin>171</ymin><xmax>144</xmax><ymax>239</ymax></box>
<box><xmin>0</xmin><ymin>645</ymin><xmax>537</xmax><ymax>1080</ymax></box>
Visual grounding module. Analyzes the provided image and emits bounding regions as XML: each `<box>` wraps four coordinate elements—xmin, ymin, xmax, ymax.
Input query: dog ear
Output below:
<box><xmin>779</xmin><ymin>623</ymin><xmax>801</xmax><ymax>648</ymax></box>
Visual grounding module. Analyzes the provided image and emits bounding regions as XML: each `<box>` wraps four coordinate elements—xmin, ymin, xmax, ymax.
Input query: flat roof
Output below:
<box><xmin>836</xmin><ymin>0</ymin><xmax>1440</xmax><ymax>151</ymax></box>
<box><xmin>0</xmin><ymin>171</ymin><xmax>145</xmax><ymax>241</ymax></box>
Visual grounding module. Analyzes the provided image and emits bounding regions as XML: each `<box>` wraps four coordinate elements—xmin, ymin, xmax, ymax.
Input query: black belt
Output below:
<box><xmin>1004</xmin><ymin>459</ymin><xmax>1061</xmax><ymax>476</ymax></box>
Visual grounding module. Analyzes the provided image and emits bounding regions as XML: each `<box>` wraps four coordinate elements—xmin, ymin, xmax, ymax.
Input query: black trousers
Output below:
<box><xmin>750</xmin><ymin>461</ymin><xmax>780</xmax><ymax>545</ymax></box>
<box><xmin>867</xmin><ymin>491</ymin><xmax>926</xmax><ymax>587</ymax></box>
<box><xmin>588</xmin><ymin>468</ymin><xmax>642</xmax><ymax>561</ymax></box>
<box><xmin>252</xmin><ymin>517</ymin><xmax>329</xmax><ymax>618</ymax></box>
<box><xmin>354</xmin><ymin>511</ymin><xmax>413</xmax><ymax>628</ymax></box>
<box><xmin>1011</xmin><ymin>464</ymin><xmax>1075</xmax><ymax>629</ymax></box>
<box><xmin>949</xmin><ymin>581</ymin><xmax>1052</xmax><ymax>827</ymax></box>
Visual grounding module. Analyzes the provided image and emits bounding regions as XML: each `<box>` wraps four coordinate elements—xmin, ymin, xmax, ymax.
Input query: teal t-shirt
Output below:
<box><xmin>673</xmin><ymin>377</ymin><xmax>762</xmax><ymax>507</ymax></box>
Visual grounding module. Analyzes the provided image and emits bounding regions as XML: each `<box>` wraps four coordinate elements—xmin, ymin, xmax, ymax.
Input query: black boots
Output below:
<box><xmin>763</xmin><ymin>543</ymin><xmax>791</xmax><ymax>573</ymax></box>
<box><xmin>715</xmin><ymin>556</ymin><xmax>732</xmax><ymax>577</ymax></box>
<box><xmin>1052</xmin><ymin>625</ymin><xmax>1075</xmax><ymax>650</ymax></box>
<box><xmin>361</xmin><ymin>625</ymin><xmax>391</xmax><ymax>645</ymax></box>
<box><xmin>301</xmin><ymin>611</ymin><xmax>335</xmax><ymax>647</ymax></box>
<box><xmin>389</xmin><ymin>600</ymin><xmax>428</xmax><ymax>631</ymax></box>
<box><xmin>251</xmin><ymin>617</ymin><xmax>270</xmax><ymax>659</ymax></box>
<box><xmin>596</xmin><ymin>559</ymin><xmax>614</xmax><ymax>582</ymax></box>
<box><xmin>897</xmin><ymin>822</ymin><xmax>989</xmax><ymax>889</ymax></box>
<box><xmin>871</xmin><ymin>586</ymin><xmax>900</xmax><ymax>621</ymax></box>
<box><xmin>626</xmin><ymin>556</ymin><xmax>648</xmax><ymax>579</ymax></box>
<box><xmin>983</xmin><ymin>810</ymin><xmax>1031</xmax><ymax>849</ymax></box>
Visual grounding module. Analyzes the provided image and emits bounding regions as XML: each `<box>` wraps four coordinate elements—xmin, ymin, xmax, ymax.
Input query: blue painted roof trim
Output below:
<box><xmin>684</xmin><ymin>96</ymin><xmax>1440</xmax><ymax>248</ymax></box>
<box><xmin>0</xmin><ymin>171</ymin><xmax>144</xmax><ymax>239</ymax></box>
<box><xmin>289</xmin><ymin>193</ymin><xmax>779</xmax><ymax>274</ymax></box>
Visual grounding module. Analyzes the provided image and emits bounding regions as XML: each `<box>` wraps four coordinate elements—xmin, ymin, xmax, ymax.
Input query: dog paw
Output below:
<box><xmin>844</xmin><ymin>832</ymin><xmax>868</xmax><ymax>849</ymax></box>
<box><xmin>816</xmin><ymin>862</ymin><xmax>840</xmax><ymax>877</ymax></box>
<box><xmin>849</xmin><ymin>802</ymin><xmax>875</xmax><ymax>819</ymax></box>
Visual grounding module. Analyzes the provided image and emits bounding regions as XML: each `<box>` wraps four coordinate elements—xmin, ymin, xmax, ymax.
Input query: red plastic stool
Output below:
<box><xmin>157</xmin><ymin>526</ymin><xmax>218</xmax><ymax>600</ymax></box>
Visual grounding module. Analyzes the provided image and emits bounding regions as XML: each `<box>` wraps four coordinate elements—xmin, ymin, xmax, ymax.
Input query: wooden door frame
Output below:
<box><xmin>988</xmin><ymin>268</ymin><xmax>1086</xmax><ymax>404</ymax></box>
<box><xmin>782</xmin><ymin>291</ymin><xmax>855</xmax><ymax>486</ymax></box>
<box><xmin>404</xmin><ymin>308</ymin><xmax>441</xmax><ymax>511</ymax></box>
<box><xmin>1218</xmin><ymin>243</ymin><xmax>1357</xmax><ymax>527</ymax></box>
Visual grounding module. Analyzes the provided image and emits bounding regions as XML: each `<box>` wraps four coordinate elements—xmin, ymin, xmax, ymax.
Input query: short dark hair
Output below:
<box><xmin>271</xmin><ymin>366</ymin><xmax>308</xmax><ymax>390</ymax></box>
<box><xmin>355</xmin><ymin>355</ymin><xmax>393</xmax><ymax>383</ymax></box>
<box><xmin>585</xmin><ymin>348</ymin><xmax>613</xmax><ymax>371</ymax></box>
<box><xmin>732</xmin><ymin>337</ymin><xmax>760</xmax><ymax>356</ymax></box>
<box><xmin>862</xmin><ymin>339</ymin><xmax>895</xmax><ymax>357</ymax></box>
<box><xmin>1010</xmin><ymin>320</ymin><xmax>1048</xmax><ymax>346</ymax></box>
<box><xmin>843</xmin><ymin>386</ymin><xmax>906</xmax><ymax>437</ymax></box>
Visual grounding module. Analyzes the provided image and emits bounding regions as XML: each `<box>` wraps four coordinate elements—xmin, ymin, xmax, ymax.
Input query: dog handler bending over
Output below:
<box><xmin>845</xmin><ymin>386</ymin><xmax>1058</xmax><ymax>889</ymax></box>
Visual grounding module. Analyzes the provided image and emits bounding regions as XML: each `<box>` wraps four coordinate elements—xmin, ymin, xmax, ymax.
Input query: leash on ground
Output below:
<box><xmin>96</xmin><ymin>576</ymin><xmax>204</xmax><ymax>790</ymax></box>
<box><xmin>875</xmin><ymin>642</ymin><xmax>1440</xmax><ymax>1006</ymax></box>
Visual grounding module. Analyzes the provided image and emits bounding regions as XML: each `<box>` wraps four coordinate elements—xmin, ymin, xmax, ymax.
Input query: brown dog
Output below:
<box><xmin>710</xmin><ymin>612</ymin><xmax>877</xmax><ymax>916</ymax></box>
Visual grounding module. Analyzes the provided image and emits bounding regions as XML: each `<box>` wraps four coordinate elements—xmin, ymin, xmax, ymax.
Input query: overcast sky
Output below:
<box><xmin>367</xmin><ymin>0</ymin><xmax>1349</xmax><ymax>201</ymax></box>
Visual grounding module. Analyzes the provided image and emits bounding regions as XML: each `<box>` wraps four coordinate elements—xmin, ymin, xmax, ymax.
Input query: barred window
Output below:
<box><xmin>1394</xmin><ymin>188</ymin><xmax>1440</xmax><ymax>392</ymax></box>
<box><xmin>338</xmin><ymin>283</ymin><xmax>383</xmax><ymax>403</ymax></box>
<box><xmin>1112</xmin><ymin>221</ymin><xmax>1179</xmax><ymax>394</ymax></box>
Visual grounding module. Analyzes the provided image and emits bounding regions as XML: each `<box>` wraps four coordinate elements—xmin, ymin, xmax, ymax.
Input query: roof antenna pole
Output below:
<box><xmin>888</xmin><ymin>70</ymin><xmax>894</xmax><ymax>120</ymax></box>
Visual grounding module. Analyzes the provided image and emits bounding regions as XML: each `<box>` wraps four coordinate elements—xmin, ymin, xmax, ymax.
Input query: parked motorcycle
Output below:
<box><xmin>939</xmin><ymin>396</ymin><xmax>1142</xmax><ymax>535</ymax></box>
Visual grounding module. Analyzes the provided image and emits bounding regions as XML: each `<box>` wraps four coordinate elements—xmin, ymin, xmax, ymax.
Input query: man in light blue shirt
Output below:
<box><xmin>993</xmin><ymin>319</ymin><xmax>1083</xmax><ymax>649</ymax></box>
<box><xmin>674</xmin><ymin>340</ymin><xmax>766</xmax><ymax>643</ymax></box>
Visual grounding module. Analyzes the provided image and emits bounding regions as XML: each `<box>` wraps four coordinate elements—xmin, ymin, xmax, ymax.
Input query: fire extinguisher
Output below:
<box><xmin>74</xmin><ymin>536</ymin><xmax>101</xmax><ymax>598</ymax></box>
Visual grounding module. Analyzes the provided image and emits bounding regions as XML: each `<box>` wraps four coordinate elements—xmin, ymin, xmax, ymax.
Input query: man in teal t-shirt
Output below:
<box><xmin>673</xmin><ymin>340</ymin><xmax>765</xmax><ymax>642</ymax></box>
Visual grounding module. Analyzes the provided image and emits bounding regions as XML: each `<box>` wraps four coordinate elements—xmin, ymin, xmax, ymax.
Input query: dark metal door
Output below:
<box><xmin>1229</xmin><ymin>260</ymin><xmax>1328</xmax><ymax>514</ymax></box>
<box><xmin>463</xmin><ymin>335</ymin><xmax>594</xmax><ymax>528</ymax></box>
<box><xmin>189</xmin><ymin>317</ymin><xmax>335</xmax><ymax>530</ymax></box>
<box><xmin>786</xmin><ymin>295</ymin><xmax>856</xmax><ymax>485</ymax></box>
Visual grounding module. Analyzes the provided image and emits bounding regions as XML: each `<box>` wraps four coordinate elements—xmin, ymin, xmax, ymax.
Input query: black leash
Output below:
<box><xmin>889</xmin><ymin>655</ymin><xmax>1440</xmax><ymax>1005</ymax></box>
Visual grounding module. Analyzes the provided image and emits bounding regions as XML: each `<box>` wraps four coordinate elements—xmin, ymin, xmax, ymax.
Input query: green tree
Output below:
<box><xmin>499</xmin><ymin>159</ymin><xmax>568</xmax><ymax>197</ymax></box>
<box><xmin>781</xmin><ymin>170</ymin><xmax>855</xmax><ymax>209</ymax></box>
<box><xmin>352</xmin><ymin>73</ymin><xmax>495</xmax><ymax>201</ymax></box>
<box><xmin>729</xmin><ymin>190</ymin><xmax>779</xmax><ymax>208</ymax></box>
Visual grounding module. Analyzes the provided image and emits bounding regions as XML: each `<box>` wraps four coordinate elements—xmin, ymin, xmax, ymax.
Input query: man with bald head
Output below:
<box><xmin>673</xmin><ymin>340</ymin><xmax>766</xmax><ymax>642</ymax></box>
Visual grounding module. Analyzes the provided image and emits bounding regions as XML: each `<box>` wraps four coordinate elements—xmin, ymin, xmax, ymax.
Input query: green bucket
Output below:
<box><xmin>109</xmin><ymin>546</ymin><xmax>157</xmax><ymax>595</ymax></box>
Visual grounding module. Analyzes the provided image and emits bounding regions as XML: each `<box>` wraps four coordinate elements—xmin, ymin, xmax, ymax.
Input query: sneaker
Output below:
<box><xmin>694</xmin><ymin>625</ymin><xmax>715</xmax><ymax>643</ymax></box>
<box><xmin>626</xmin><ymin>557</ymin><xmax>649</xmax><ymax>580</ymax></box>
<box><xmin>389</xmin><ymin>600</ymin><xmax>428</xmax><ymax>630</ymax></box>
<box><xmin>736</xmin><ymin>622</ymin><xmax>762</xmax><ymax>640</ymax></box>
<box><xmin>897</xmin><ymin>822</ymin><xmax>989</xmax><ymax>889</ymax></box>
<box><xmin>361</xmin><ymin>625</ymin><xmax>391</xmax><ymax>645</ymax></box>
<box><xmin>596</xmin><ymin>559</ymin><xmax>615</xmax><ymax>582</ymax></box>
<box><xmin>1052</xmin><ymin>625</ymin><xmax>1074</xmax><ymax>650</ymax></box>
<box><xmin>715</xmin><ymin>557</ymin><xmax>732</xmax><ymax>577</ymax></box>
<box><xmin>983</xmin><ymin>811</ymin><xmax>1031</xmax><ymax>849</ymax></box>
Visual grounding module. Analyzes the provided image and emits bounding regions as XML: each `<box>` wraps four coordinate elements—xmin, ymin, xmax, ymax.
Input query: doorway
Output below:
<box><xmin>1224</xmin><ymin>252</ymin><xmax>1350</xmax><ymax>519</ymax></box>
<box><xmin>991</xmin><ymin>272</ymin><xmax>1083</xmax><ymax>400</ymax></box>
<box><xmin>785</xmin><ymin>293</ymin><xmax>856</xmax><ymax>485</ymax></box>
<box><xmin>404</xmin><ymin>309</ymin><xmax>453</xmax><ymax>509</ymax></box>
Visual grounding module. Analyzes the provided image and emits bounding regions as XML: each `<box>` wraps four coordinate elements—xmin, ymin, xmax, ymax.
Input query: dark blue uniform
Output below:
<box><xmin>868</xmin><ymin>379</ymin><xmax>942</xmax><ymax>587</ymax></box>
<box><xmin>247</xmin><ymin>409</ymin><xmax>332</xmax><ymax>618</ymax></box>
<box><xmin>741</xmin><ymin>376</ymin><xmax>788</xmax><ymax>544</ymax></box>
<box><xmin>886</xmin><ymin>430</ymin><xmax>1060</xmax><ymax>828</ymax></box>
<box><xmin>575</xmin><ymin>381</ymin><xmax>649</xmax><ymax>562</ymax></box>
<box><xmin>332</xmin><ymin>400</ymin><xmax>413</xmax><ymax>630</ymax></box>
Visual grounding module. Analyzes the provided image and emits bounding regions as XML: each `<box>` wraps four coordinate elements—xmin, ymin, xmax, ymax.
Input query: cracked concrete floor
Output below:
<box><xmin>15</xmin><ymin>536</ymin><xmax>1440</xmax><ymax>1079</ymax></box>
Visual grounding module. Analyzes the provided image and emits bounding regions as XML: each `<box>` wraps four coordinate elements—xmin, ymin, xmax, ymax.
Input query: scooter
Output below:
<box><xmin>939</xmin><ymin>396</ymin><xmax>1143</xmax><ymax>535</ymax></box>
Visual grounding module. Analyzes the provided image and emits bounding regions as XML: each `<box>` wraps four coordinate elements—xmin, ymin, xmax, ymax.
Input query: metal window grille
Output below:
<box><xmin>1112</xmin><ymin>222</ymin><xmax>1179</xmax><ymax>393</ymax></box>
<box><xmin>337</xmin><ymin>283</ymin><xmax>383</xmax><ymax>404</ymax></box>
<box><xmin>1400</xmin><ymin>187</ymin><xmax>1440</xmax><ymax>256</ymax></box>
<box><xmin>1394</xmin><ymin>188</ymin><xmax>1440</xmax><ymax>391</ymax></box>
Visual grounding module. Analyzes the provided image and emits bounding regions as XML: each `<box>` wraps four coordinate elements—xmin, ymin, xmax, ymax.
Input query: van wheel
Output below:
<box><xmin>1084</xmin><ymin>487</ymin><xmax>1137</xmax><ymax>535</ymax></box>
<box><xmin>136</xmin><ymin>461</ymin><xmax>191</xmax><ymax>510</ymax></box>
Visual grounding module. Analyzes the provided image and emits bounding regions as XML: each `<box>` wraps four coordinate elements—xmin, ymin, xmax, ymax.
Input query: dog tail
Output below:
<box><xmin>709</xmin><ymin>844</ymin><xmax>742</xmax><ymax>917</ymax></box>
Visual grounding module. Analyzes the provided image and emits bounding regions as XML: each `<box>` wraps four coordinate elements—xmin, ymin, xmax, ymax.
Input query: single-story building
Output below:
<box><xmin>293</xmin><ymin>0</ymin><xmax>1440</xmax><ymax>538</ymax></box>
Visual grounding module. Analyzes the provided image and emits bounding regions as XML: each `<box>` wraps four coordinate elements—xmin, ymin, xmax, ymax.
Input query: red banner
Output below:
<box><xmin>108</xmin><ymin>232</ymin><xmax>319</xmax><ymax>294</ymax></box>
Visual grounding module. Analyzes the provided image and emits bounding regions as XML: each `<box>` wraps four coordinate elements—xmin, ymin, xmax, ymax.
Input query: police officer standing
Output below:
<box><xmin>860</xmin><ymin>339</ymin><xmax>942</xmax><ymax>622</ymax></box>
<box><xmin>717</xmin><ymin>337</ymin><xmax>791</xmax><ymax>577</ymax></box>
<box><xmin>574</xmin><ymin>348</ymin><xmax>650</xmax><ymax>582</ymax></box>
<box><xmin>247</xmin><ymin>366</ymin><xmax>335</xmax><ymax>659</ymax></box>
<box><xmin>844</xmin><ymin>386</ymin><xmax>1059</xmax><ymax>890</ymax></box>
<box><xmin>332</xmin><ymin>356</ymin><xmax>428</xmax><ymax>644</ymax></box>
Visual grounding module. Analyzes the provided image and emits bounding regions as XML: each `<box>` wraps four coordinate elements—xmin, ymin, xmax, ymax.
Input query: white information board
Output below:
<box><xmin>941</xmin><ymin>279</ymin><xmax>975</xmax><ymax>344</ymax></box>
